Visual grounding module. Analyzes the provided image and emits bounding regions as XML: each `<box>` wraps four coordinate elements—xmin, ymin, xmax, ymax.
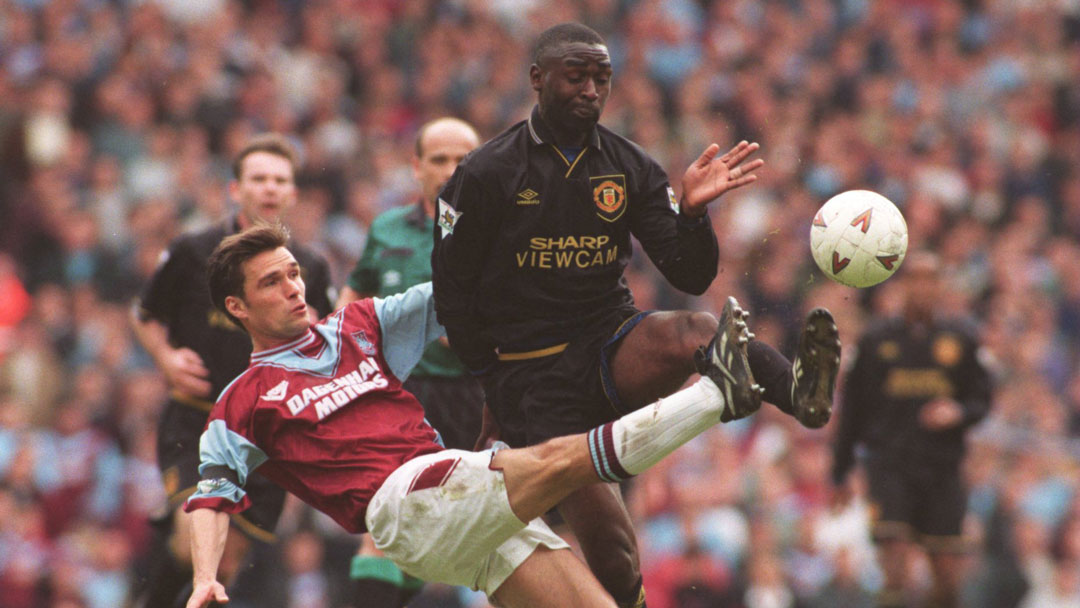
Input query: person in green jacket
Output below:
<box><xmin>337</xmin><ymin>117</ymin><xmax>481</xmax><ymax>606</ymax></box>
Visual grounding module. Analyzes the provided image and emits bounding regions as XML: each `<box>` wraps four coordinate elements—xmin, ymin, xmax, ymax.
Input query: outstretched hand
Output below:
<box><xmin>186</xmin><ymin>581</ymin><xmax>228</xmax><ymax>608</ymax></box>
<box><xmin>680</xmin><ymin>141</ymin><xmax>764</xmax><ymax>218</ymax></box>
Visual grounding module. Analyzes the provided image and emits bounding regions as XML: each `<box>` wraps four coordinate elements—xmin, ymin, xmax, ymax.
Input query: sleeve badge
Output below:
<box><xmin>437</xmin><ymin>198</ymin><xmax>462</xmax><ymax>238</ymax></box>
<box><xmin>667</xmin><ymin>186</ymin><xmax>679</xmax><ymax>214</ymax></box>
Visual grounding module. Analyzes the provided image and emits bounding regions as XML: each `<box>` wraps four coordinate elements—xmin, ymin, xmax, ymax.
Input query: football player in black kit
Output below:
<box><xmin>832</xmin><ymin>251</ymin><xmax>993</xmax><ymax>608</ymax></box>
<box><xmin>432</xmin><ymin>23</ymin><xmax>842</xmax><ymax>608</ymax></box>
<box><xmin>129</xmin><ymin>134</ymin><xmax>332</xmax><ymax>607</ymax></box>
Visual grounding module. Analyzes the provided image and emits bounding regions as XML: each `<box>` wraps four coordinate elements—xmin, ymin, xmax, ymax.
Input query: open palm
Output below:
<box><xmin>680</xmin><ymin>141</ymin><xmax>764</xmax><ymax>217</ymax></box>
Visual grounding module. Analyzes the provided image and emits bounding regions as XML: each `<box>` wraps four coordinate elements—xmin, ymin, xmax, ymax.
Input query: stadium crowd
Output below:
<box><xmin>1</xmin><ymin>0</ymin><xmax>1079</xmax><ymax>606</ymax></box>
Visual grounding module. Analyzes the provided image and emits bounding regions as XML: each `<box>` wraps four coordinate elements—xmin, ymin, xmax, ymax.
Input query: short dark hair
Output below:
<box><xmin>532</xmin><ymin>22</ymin><xmax>605</xmax><ymax>65</ymax></box>
<box><xmin>231</xmin><ymin>133</ymin><xmax>299</xmax><ymax>180</ymax></box>
<box><xmin>207</xmin><ymin>223</ymin><xmax>290</xmax><ymax>328</ymax></box>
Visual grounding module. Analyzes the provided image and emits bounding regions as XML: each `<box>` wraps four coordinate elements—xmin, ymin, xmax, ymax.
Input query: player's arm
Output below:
<box><xmin>831</xmin><ymin>336</ymin><xmax>878</xmax><ymax>487</ymax></box>
<box><xmin>374</xmin><ymin>282</ymin><xmax>446</xmax><ymax>381</ymax></box>
<box><xmin>431</xmin><ymin>166</ymin><xmax>500</xmax><ymax>373</ymax></box>
<box><xmin>679</xmin><ymin>141</ymin><xmax>764</xmax><ymax>217</ymax></box>
<box><xmin>186</xmin><ymin>508</ymin><xmax>231</xmax><ymax>608</ymax></box>
<box><xmin>629</xmin><ymin>156</ymin><xmax>720</xmax><ymax>295</ymax></box>
<box><xmin>129</xmin><ymin>311</ymin><xmax>211</xmax><ymax>394</ymax></box>
<box><xmin>182</xmin><ymin>414</ymin><xmax>267</xmax><ymax>606</ymax></box>
<box><xmin>955</xmin><ymin>329</ymin><xmax>994</xmax><ymax>428</ymax></box>
<box><xmin>131</xmin><ymin>243</ymin><xmax>212</xmax><ymax>398</ymax></box>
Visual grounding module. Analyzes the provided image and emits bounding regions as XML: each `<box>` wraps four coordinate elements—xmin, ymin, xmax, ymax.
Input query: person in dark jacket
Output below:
<box><xmin>433</xmin><ymin>22</ymin><xmax>842</xmax><ymax>607</ymax></box>
<box><xmin>832</xmin><ymin>251</ymin><xmax>994</xmax><ymax>608</ymax></box>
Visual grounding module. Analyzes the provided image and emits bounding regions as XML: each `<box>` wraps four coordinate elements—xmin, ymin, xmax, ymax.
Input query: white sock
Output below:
<box><xmin>587</xmin><ymin>378</ymin><xmax>725</xmax><ymax>482</ymax></box>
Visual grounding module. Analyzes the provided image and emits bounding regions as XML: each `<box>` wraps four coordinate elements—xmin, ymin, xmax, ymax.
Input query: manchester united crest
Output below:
<box><xmin>591</xmin><ymin>174</ymin><xmax>627</xmax><ymax>222</ymax></box>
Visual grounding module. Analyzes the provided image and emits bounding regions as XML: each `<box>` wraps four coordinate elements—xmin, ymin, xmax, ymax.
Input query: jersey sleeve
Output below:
<box><xmin>430</xmin><ymin>165</ymin><xmax>501</xmax><ymax>372</ymax></box>
<box><xmin>956</xmin><ymin>327</ymin><xmax>994</xmax><ymax>429</ymax></box>
<box><xmin>183</xmin><ymin>417</ymin><xmax>269</xmax><ymax>514</ymax></box>
<box><xmin>372</xmin><ymin>282</ymin><xmax>446</xmax><ymax>381</ymax></box>
<box><xmin>135</xmin><ymin>240</ymin><xmax>186</xmax><ymax>324</ymax></box>
<box><xmin>346</xmin><ymin>229</ymin><xmax>382</xmax><ymax>295</ymax></box>
<box><xmin>831</xmin><ymin>334</ymin><xmax>881</xmax><ymax>485</ymax></box>
<box><xmin>628</xmin><ymin>157</ymin><xmax>719</xmax><ymax>295</ymax></box>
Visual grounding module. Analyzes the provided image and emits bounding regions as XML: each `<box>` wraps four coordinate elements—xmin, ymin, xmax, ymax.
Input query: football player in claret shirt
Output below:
<box><xmin>129</xmin><ymin>133</ymin><xmax>332</xmax><ymax>608</ymax></box>
<box><xmin>432</xmin><ymin>22</ymin><xmax>843</xmax><ymax>607</ymax></box>
<box><xmin>184</xmin><ymin>222</ymin><xmax>787</xmax><ymax>608</ymax></box>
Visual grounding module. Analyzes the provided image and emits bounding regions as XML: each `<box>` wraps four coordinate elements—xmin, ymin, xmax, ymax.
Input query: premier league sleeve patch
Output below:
<box><xmin>437</xmin><ymin>197</ymin><xmax>462</xmax><ymax>238</ymax></box>
<box><xmin>667</xmin><ymin>186</ymin><xmax>679</xmax><ymax>214</ymax></box>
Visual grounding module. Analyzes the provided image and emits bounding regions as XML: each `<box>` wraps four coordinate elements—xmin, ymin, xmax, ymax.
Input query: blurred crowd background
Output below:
<box><xmin>1</xmin><ymin>0</ymin><xmax>1080</xmax><ymax>607</ymax></box>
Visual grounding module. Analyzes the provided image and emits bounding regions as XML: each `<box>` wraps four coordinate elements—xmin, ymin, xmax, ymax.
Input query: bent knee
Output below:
<box><xmin>641</xmin><ymin>311</ymin><xmax>716</xmax><ymax>362</ymax></box>
<box><xmin>681</xmin><ymin>311</ymin><xmax>717</xmax><ymax>352</ymax></box>
<box><xmin>576</xmin><ymin>519</ymin><xmax>639</xmax><ymax>574</ymax></box>
<box><xmin>583</xmin><ymin>544</ymin><xmax>640</xmax><ymax>600</ymax></box>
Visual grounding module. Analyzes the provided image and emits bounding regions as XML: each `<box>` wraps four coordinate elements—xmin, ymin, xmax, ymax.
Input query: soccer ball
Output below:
<box><xmin>809</xmin><ymin>190</ymin><xmax>908</xmax><ymax>288</ymax></box>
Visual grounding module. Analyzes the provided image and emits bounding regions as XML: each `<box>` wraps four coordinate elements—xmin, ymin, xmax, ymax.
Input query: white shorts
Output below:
<box><xmin>365</xmin><ymin>448</ymin><xmax>570</xmax><ymax>595</ymax></box>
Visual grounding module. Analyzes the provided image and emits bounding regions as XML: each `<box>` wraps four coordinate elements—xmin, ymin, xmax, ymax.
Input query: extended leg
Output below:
<box><xmin>491</xmin><ymin>546</ymin><xmax>616</xmax><ymax>608</ymax></box>
<box><xmin>611</xmin><ymin>298</ymin><xmax>838</xmax><ymax>427</ymax></box>
<box><xmin>494</xmin><ymin>372</ymin><xmax>745</xmax><ymax>524</ymax></box>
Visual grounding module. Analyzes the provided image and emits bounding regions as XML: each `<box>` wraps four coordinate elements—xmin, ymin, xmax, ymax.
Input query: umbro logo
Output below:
<box><xmin>516</xmin><ymin>189</ymin><xmax>540</xmax><ymax>206</ymax></box>
<box><xmin>262</xmin><ymin>380</ymin><xmax>289</xmax><ymax>401</ymax></box>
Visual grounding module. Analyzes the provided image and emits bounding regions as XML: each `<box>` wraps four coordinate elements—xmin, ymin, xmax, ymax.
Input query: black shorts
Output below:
<box><xmin>481</xmin><ymin>307</ymin><xmax>649</xmax><ymax>447</ymax></box>
<box><xmin>157</xmin><ymin>399</ymin><xmax>285</xmax><ymax>542</ymax></box>
<box><xmin>865</xmin><ymin>459</ymin><xmax>968</xmax><ymax>551</ymax></box>
<box><xmin>403</xmin><ymin>374</ymin><xmax>485</xmax><ymax>451</ymax></box>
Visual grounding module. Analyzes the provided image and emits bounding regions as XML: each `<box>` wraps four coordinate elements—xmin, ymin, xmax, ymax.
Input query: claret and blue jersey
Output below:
<box><xmin>184</xmin><ymin>283</ymin><xmax>446</xmax><ymax>533</ymax></box>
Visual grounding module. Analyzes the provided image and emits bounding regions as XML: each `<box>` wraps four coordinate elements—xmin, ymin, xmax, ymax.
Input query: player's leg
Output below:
<box><xmin>610</xmin><ymin>298</ymin><xmax>839</xmax><ymax>428</ymax></box>
<box><xmin>867</xmin><ymin>463</ymin><xmax>917</xmax><ymax>608</ymax></box>
<box><xmin>555</xmin><ymin>485</ymin><xmax>644</xmax><ymax>608</ymax></box>
<box><xmin>606</xmin><ymin>309</ymin><xmax>719</xmax><ymax>407</ymax></box>
<box><xmin>531</xmin><ymin>299</ymin><xmax>760</xmax><ymax>606</ymax></box>
<box><xmin>926</xmin><ymin>551</ymin><xmax>966</xmax><ymax>608</ymax></box>
<box><xmin>918</xmin><ymin>467</ymin><xmax>971</xmax><ymax>608</ymax></box>
<box><xmin>494</xmin><ymin>357</ymin><xmax>757</xmax><ymax>527</ymax></box>
<box><xmin>490</xmin><ymin>546</ymin><xmax>616</xmax><ymax>608</ymax></box>
<box><xmin>489</xmin><ymin>371</ymin><xmax>752</xmax><ymax>607</ymax></box>
<box><xmin>369</xmin><ymin>360</ymin><xmax>752</xmax><ymax>608</ymax></box>
<box><xmin>874</xmin><ymin>539</ymin><xmax>911</xmax><ymax>608</ymax></box>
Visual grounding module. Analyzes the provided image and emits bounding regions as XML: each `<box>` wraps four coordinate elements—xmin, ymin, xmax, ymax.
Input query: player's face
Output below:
<box><xmin>414</xmin><ymin>122</ymin><xmax>479</xmax><ymax>207</ymax></box>
<box><xmin>228</xmin><ymin>247</ymin><xmax>309</xmax><ymax>348</ymax></box>
<box><xmin>904</xmin><ymin>264</ymin><xmax>941</xmax><ymax>316</ymax></box>
<box><xmin>532</xmin><ymin>42</ymin><xmax>612</xmax><ymax>134</ymax></box>
<box><xmin>230</xmin><ymin>151</ymin><xmax>297</xmax><ymax>225</ymax></box>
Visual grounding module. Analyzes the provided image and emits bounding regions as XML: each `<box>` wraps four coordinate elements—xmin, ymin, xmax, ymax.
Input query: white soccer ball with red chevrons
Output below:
<box><xmin>809</xmin><ymin>190</ymin><xmax>908</xmax><ymax>288</ymax></box>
